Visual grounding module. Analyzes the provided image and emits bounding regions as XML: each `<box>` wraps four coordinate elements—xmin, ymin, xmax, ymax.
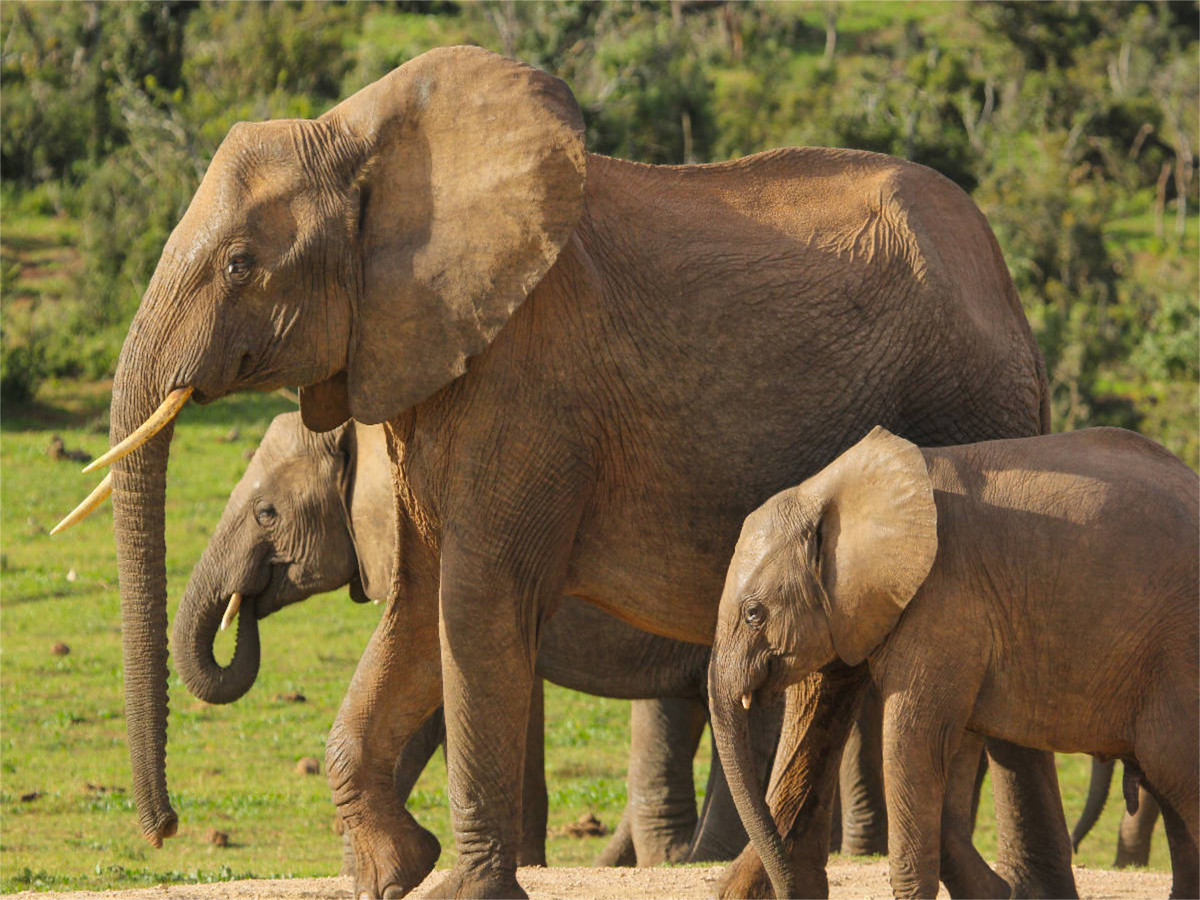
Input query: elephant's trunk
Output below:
<box><xmin>109</xmin><ymin>339</ymin><xmax>181</xmax><ymax>847</ymax></box>
<box><xmin>173</xmin><ymin>561</ymin><xmax>261</xmax><ymax>705</ymax></box>
<box><xmin>1071</xmin><ymin>758</ymin><xmax>1114</xmax><ymax>852</ymax></box>
<box><xmin>708</xmin><ymin>658</ymin><xmax>795</xmax><ymax>899</ymax></box>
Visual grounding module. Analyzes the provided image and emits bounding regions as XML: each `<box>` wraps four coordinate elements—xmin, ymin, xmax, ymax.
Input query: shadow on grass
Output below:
<box><xmin>3</xmin><ymin>381</ymin><xmax>295</xmax><ymax>433</ymax></box>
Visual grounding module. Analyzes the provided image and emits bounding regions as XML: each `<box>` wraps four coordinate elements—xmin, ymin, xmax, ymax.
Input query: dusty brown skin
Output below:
<box><xmin>173</xmin><ymin>412</ymin><xmax>768</xmax><ymax>869</ymax></box>
<box><xmin>710</xmin><ymin>427</ymin><xmax>1200</xmax><ymax>899</ymax></box>
<box><xmin>93</xmin><ymin>46</ymin><xmax>1069</xmax><ymax>898</ymax></box>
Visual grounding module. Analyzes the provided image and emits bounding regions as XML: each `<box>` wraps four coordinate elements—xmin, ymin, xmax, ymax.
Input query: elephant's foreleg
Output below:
<box><xmin>327</xmin><ymin>598</ymin><xmax>443</xmax><ymax>899</ymax></box>
<box><xmin>837</xmin><ymin>681</ymin><xmax>888</xmax><ymax>856</ymax></box>
<box><xmin>426</xmin><ymin>540</ymin><xmax>570</xmax><ymax>900</ymax></box>
<box><xmin>628</xmin><ymin>697</ymin><xmax>705</xmax><ymax>865</ymax></box>
<box><xmin>717</xmin><ymin>663</ymin><xmax>871</xmax><ymax>900</ymax></box>
<box><xmin>340</xmin><ymin>708</ymin><xmax>446</xmax><ymax>880</ymax></box>
<box><xmin>939</xmin><ymin>732</ymin><xmax>1009</xmax><ymax>899</ymax></box>
<box><xmin>987</xmin><ymin>740</ymin><xmax>1078</xmax><ymax>899</ymax></box>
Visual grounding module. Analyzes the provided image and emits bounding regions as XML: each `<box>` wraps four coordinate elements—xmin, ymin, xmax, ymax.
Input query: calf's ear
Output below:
<box><xmin>807</xmin><ymin>427</ymin><xmax>937</xmax><ymax>665</ymax></box>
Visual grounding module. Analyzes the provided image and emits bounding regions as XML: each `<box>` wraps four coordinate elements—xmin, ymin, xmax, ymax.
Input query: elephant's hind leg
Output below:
<box><xmin>1114</xmin><ymin>785</ymin><xmax>1159</xmax><ymax>868</ymax></box>
<box><xmin>1135</xmin><ymin>721</ymin><xmax>1200</xmax><ymax>898</ymax></box>
<box><xmin>987</xmin><ymin>740</ymin><xmax>1078</xmax><ymax>899</ymax></box>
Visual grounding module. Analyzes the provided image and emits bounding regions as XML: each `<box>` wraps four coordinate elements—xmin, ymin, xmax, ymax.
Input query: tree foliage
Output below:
<box><xmin>2</xmin><ymin>0</ymin><xmax>1196</xmax><ymax>464</ymax></box>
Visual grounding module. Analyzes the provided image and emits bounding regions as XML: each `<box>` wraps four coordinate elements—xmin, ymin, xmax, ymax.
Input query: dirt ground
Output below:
<box><xmin>16</xmin><ymin>862</ymin><xmax>1172</xmax><ymax>900</ymax></box>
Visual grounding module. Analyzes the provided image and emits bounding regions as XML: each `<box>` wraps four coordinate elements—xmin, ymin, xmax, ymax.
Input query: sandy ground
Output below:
<box><xmin>13</xmin><ymin>862</ymin><xmax>1173</xmax><ymax>900</ymax></box>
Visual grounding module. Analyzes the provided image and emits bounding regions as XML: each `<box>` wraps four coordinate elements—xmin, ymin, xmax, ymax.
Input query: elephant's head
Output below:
<box><xmin>707</xmin><ymin>426</ymin><xmax>938</xmax><ymax>899</ymax></box>
<box><xmin>61</xmin><ymin>47</ymin><xmax>587</xmax><ymax>846</ymax></box>
<box><xmin>172</xmin><ymin>413</ymin><xmax>395</xmax><ymax>706</ymax></box>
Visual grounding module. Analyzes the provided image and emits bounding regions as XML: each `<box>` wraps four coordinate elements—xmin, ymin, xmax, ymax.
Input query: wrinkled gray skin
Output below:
<box><xmin>1071</xmin><ymin>758</ymin><xmax>1161</xmax><ymax>868</ymax></box>
<box><xmin>711</xmin><ymin>427</ymin><xmax>1199</xmax><ymax>900</ymax></box>
<box><xmin>174</xmin><ymin>413</ymin><xmax>775</xmax><ymax>869</ymax></box>
<box><xmin>103</xmin><ymin>46</ymin><xmax>1075</xmax><ymax>899</ymax></box>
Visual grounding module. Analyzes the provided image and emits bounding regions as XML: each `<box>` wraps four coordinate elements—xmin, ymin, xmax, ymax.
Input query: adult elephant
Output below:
<box><xmin>173</xmin><ymin>412</ymin><xmax>769</xmax><ymax>869</ymax></box>
<box><xmin>66</xmin><ymin>46</ymin><xmax>1072</xmax><ymax>899</ymax></box>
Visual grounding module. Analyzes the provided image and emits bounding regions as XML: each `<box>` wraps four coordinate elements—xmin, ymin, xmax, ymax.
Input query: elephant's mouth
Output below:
<box><xmin>241</xmin><ymin>563</ymin><xmax>289</xmax><ymax>619</ymax></box>
<box><xmin>741</xmin><ymin>653</ymin><xmax>790</xmax><ymax>710</ymax></box>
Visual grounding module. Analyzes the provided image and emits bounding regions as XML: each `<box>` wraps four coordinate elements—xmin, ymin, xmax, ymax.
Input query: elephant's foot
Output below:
<box><xmin>348</xmin><ymin>817</ymin><xmax>440</xmax><ymax>900</ymax></box>
<box><xmin>716</xmin><ymin>844</ymin><xmax>830</xmax><ymax>899</ymax></box>
<box><xmin>423</xmin><ymin>864</ymin><xmax>526</xmax><ymax>900</ymax></box>
<box><xmin>993</xmin><ymin>860</ymin><xmax>1076</xmax><ymax>900</ymax></box>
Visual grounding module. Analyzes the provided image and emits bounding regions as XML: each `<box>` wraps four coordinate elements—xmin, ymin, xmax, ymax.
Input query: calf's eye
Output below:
<box><xmin>254</xmin><ymin>503</ymin><xmax>277</xmax><ymax>527</ymax></box>
<box><xmin>226</xmin><ymin>254</ymin><xmax>253</xmax><ymax>280</ymax></box>
<box><xmin>743</xmin><ymin>601</ymin><xmax>767</xmax><ymax>628</ymax></box>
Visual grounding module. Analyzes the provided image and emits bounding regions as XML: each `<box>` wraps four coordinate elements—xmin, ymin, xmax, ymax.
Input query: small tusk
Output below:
<box><xmin>742</xmin><ymin>693</ymin><xmax>753</xmax><ymax>710</ymax></box>
<box><xmin>82</xmin><ymin>387</ymin><xmax>194</xmax><ymax>473</ymax></box>
<box><xmin>51</xmin><ymin>473</ymin><xmax>113</xmax><ymax>536</ymax></box>
<box><xmin>220</xmin><ymin>592</ymin><xmax>243</xmax><ymax>631</ymax></box>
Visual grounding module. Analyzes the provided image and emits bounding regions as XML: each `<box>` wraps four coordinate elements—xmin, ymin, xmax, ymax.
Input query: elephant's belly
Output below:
<box><xmin>970</xmin><ymin>684</ymin><xmax>1138</xmax><ymax>760</ymax></box>
<box><xmin>563</xmin><ymin>512</ymin><xmax>736</xmax><ymax>646</ymax></box>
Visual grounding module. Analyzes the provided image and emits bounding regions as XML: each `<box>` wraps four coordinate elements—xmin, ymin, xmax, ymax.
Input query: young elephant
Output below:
<box><xmin>710</xmin><ymin>426</ymin><xmax>1199</xmax><ymax>899</ymax></box>
<box><xmin>173</xmin><ymin>412</ymin><xmax>774</xmax><ymax>872</ymax></box>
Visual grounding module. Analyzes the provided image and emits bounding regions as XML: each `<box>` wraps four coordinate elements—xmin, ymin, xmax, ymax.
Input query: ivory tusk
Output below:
<box><xmin>220</xmin><ymin>592</ymin><xmax>243</xmax><ymax>632</ymax></box>
<box><xmin>741</xmin><ymin>693</ymin><xmax>753</xmax><ymax>710</ymax></box>
<box><xmin>50</xmin><ymin>473</ymin><xmax>113</xmax><ymax>536</ymax></box>
<box><xmin>82</xmin><ymin>387</ymin><xmax>194</xmax><ymax>473</ymax></box>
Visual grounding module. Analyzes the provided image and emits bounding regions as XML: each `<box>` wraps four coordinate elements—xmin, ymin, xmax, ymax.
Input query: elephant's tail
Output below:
<box><xmin>1071</xmin><ymin>757</ymin><xmax>1115</xmax><ymax>852</ymax></box>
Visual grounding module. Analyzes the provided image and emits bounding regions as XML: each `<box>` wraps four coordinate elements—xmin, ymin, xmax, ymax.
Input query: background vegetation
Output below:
<box><xmin>1</xmin><ymin>0</ymin><xmax>1193</xmax><ymax>891</ymax></box>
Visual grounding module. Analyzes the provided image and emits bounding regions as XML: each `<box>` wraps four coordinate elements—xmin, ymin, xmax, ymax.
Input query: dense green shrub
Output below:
<box><xmin>2</xmin><ymin>0</ymin><xmax>1195</xmax><ymax>464</ymax></box>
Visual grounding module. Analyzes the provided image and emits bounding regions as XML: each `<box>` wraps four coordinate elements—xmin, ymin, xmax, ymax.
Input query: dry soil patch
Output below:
<box><xmin>12</xmin><ymin>862</ymin><xmax>1172</xmax><ymax>899</ymax></box>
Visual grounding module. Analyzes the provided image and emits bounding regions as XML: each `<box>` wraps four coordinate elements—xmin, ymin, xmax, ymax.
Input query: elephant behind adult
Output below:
<box><xmin>75</xmin><ymin>46</ymin><xmax>1071</xmax><ymax>898</ymax></box>
<box><xmin>1072</xmin><ymin>757</ymin><xmax>1162</xmax><ymax>868</ymax></box>
<box><xmin>172</xmin><ymin>413</ymin><xmax>770</xmax><ymax>870</ymax></box>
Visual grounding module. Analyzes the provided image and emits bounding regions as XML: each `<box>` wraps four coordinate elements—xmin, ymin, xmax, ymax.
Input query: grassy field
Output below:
<box><xmin>0</xmin><ymin>380</ymin><xmax>1170</xmax><ymax>893</ymax></box>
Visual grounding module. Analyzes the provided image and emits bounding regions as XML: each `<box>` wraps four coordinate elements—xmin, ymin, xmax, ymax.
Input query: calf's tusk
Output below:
<box><xmin>51</xmin><ymin>473</ymin><xmax>113</xmax><ymax>536</ymax></box>
<box><xmin>82</xmin><ymin>386</ymin><xmax>194</xmax><ymax>473</ymax></box>
<box><xmin>220</xmin><ymin>592</ymin><xmax>243</xmax><ymax>632</ymax></box>
<box><xmin>742</xmin><ymin>693</ymin><xmax>753</xmax><ymax>710</ymax></box>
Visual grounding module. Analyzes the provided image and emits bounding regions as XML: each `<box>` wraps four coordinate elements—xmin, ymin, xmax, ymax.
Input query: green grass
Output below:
<box><xmin>0</xmin><ymin>380</ymin><xmax>1169</xmax><ymax>892</ymax></box>
<box><xmin>0</xmin><ymin>382</ymin><xmax>637</xmax><ymax>892</ymax></box>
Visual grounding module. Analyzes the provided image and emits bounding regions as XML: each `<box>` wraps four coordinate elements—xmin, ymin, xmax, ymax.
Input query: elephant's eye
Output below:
<box><xmin>226</xmin><ymin>254</ymin><xmax>253</xmax><ymax>281</ymax></box>
<box><xmin>254</xmin><ymin>503</ymin><xmax>277</xmax><ymax>528</ymax></box>
<box><xmin>743</xmin><ymin>601</ymin><xmax>767</xmax><ymax>628</ymax></box>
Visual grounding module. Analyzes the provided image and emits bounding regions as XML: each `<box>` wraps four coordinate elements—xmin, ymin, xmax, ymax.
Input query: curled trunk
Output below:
<box><xmin>109</xmin><ymin>352</ymin><xmax>179</xmax><ymax>846</ymax></box>
<box><xmin>173</xmin><ymin>566</ymin><xmax>261</xmax><ymax>705</ymax></box>
<box><xmin>708</xmin><ymin>667</ymin><xmax>794</xmax><ymax>899</ymax></box>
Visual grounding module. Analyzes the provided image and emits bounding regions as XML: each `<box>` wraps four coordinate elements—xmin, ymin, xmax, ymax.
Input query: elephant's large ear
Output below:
<box><xmin>808</xmin><ymin>427</ymin><xmax>937</xmax><ymax>666</ymax></box>
<box><xmin>319</xmin><ymin>45</ymin><xmax>587</xmax><ymax>426</ymax></box>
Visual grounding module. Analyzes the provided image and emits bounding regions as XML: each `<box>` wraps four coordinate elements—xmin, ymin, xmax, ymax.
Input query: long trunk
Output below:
<box><xmin>109</xmin><ymin>344</ymin><xmax>178</xmax><ymax>847</ymax></box>
<box><xmin>709</xmin><ymin>668</ymin><xmax>795</xmax><ymax>899</ymax></box>
<box><xmin>1071</xmin><ymin>758</ymin><xmax>1113</xmax><ymax>852</ymax></box>
<box><xmin>172</xmin><ymin>561</ymin><xmax>261</xmax><ymax>705</ymax></box>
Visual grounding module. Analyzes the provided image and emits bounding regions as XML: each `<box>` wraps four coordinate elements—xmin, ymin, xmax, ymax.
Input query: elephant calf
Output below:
<box><xmin>711</xmin><ymin>426</ymin><xmax>1199</xmax><ymax>899</ymax></box>
<box><xmin>172</xmin><ymin>412</ymin><xmax>771</xmax><ymax>874</ymax></box>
